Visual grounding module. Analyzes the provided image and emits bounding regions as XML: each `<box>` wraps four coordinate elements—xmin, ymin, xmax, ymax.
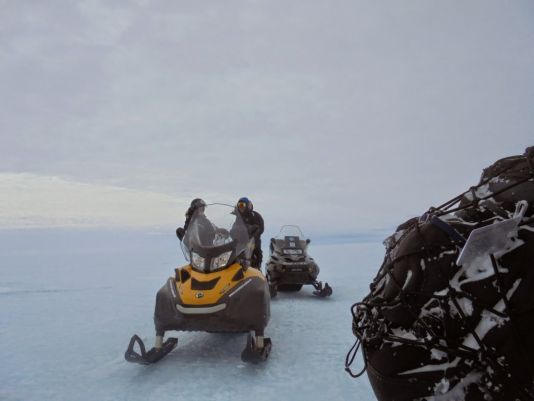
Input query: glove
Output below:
<box><xmin>176</xmin><ymin>227</ymin><xmax>185</xmax><ymax>241</ymax></box>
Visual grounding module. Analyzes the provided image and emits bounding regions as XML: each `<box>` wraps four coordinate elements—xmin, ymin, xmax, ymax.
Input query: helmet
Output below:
<box><xmin>187</xmin><ymin>198</ymin><xmax>207</xmax><ymax>216</ymax></box>
<box><xmin>190</xmin><ymin>198</ymin><xmax>207</xmax><ymax>209</ymax></box>
<box><xmin>237</xmin><ymin>197</ymin><xmax>253</xmax><ymax>213</ymax></box>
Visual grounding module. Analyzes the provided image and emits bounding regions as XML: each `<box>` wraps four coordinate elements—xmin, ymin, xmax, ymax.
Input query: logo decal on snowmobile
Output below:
<box><xmin>195</xmin><ymin>292</ymin><xmax>204</xmax><ymax>299</ymax></box>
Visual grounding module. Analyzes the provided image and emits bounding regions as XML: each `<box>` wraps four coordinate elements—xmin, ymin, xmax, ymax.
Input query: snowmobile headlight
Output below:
<box><xmin>210</xmin><ymin>251</ymin><xmax>232</xmax><ymax>271</ymax></box>
<box><xmin>191</xmin><ymin>252</ymin><xmax>205</xmax><ymax>270</ymax></box>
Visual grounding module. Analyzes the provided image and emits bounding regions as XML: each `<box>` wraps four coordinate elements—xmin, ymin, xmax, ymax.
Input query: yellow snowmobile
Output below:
<box><xmin>125</xmin><ymin>203</ymin><xmax>271</xmax><ymax>364</ymax></box>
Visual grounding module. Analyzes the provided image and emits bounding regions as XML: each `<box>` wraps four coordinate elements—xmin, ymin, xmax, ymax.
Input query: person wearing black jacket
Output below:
<box><xmin>236</xmin><ymin>197</ymin><xmax>264</xmax><ymax>269</ymax></box>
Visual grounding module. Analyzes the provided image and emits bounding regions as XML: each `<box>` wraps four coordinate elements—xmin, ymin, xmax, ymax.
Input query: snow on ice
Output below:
<box><xmin>0</xmin><ymin>229</ymin><xmax>384</xmax><ymax>401</ymax></box>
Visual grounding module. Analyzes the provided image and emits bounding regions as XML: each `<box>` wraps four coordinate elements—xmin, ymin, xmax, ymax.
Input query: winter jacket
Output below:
<box><xmin>239</xmin><ymin>210</ymin><xmax>264</xmax><ymax>241</ymax></box>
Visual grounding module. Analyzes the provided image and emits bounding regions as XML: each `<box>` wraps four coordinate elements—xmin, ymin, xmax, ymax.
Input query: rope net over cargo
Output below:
<box><xmin>346</xmin><ymin>147</ymin><xmax>534</xmax><ymax>401</ymax></box>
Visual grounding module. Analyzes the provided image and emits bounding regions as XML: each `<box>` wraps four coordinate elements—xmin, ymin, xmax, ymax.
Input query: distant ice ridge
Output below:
<box><xmin>0</xmin><ymin>172</ymin><xmax>188</xmax><ymax>228</ymax></box>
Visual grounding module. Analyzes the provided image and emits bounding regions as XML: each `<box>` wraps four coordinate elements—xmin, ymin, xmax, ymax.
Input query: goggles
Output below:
<box><xmin>237</xmin><ymin>201</ymin><xmax>248</xmax><ymax>210</ymax></box>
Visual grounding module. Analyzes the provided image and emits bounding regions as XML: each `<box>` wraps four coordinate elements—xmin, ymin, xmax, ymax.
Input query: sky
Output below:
<box><xmin>1</xmin><ymin>0</ymin><xmax>533</xmax><ymax>236</ymax></box>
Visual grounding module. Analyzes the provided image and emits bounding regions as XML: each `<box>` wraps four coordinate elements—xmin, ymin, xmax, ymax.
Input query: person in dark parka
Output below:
<box><xmin>236</xmin><ymin>197</ymin><xmax>264</xmax><ymax>269</ymax></box>
<box><xmin>176</xmin><ymin>198</ymin><xmax>207</xmax><ymax>241</ymax></box>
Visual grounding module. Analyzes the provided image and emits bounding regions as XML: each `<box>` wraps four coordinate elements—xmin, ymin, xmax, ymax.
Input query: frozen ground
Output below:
<box><xmin>0</xmin><ymin>228</ymin><xmax>386</xmax><ymax>401</ymax></box>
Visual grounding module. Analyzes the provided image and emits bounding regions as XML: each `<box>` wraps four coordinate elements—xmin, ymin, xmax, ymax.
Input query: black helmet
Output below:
<box><xmin>237</xmin><ymin>197</ymin><xmax>253</xmax><ymax>213</ymax></box>
<box><xmin>190</xmin><ymin>198</ymin><xmax>207</xmax><ymax>209</ymax></box>
<box><xmin>186</xmin><ymin>198</ymin><xmax>207</xmax><ymax>217</ymax></box>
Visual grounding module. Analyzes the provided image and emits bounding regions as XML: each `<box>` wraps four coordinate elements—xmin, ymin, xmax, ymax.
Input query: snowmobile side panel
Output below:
<box><xmin>154</xmin><ymin>275</ymin><xmax>270</xmax><ymax>335</ymax></box>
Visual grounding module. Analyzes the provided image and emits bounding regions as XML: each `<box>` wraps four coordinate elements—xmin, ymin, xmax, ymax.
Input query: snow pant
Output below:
<box><xmin>251</xmin><ymin>238</ymin><xmax>263</xmax><ymax>269</ymax></box>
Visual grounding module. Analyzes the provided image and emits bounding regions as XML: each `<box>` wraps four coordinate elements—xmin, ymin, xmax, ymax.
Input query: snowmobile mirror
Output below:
<box><xmin>306</xmin><ymin>239</ymin><xmax>311</xmax><ymax>244</ymax></box>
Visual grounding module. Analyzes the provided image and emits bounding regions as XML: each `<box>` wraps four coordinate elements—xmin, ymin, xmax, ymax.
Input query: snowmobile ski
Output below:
<box><xmin>125</xmin><ymin>334</ymin><xmax>178</xmax><ymax>365</ymax></box>
<box><xmin>312</xmin><ymin>281</ymin><xmax>333</xmax><ymax>297</ymax></box>
<box><xmin>240</xmin><ymin>332</ymin><xmax>272</xmax><ymax>363</ymax></box>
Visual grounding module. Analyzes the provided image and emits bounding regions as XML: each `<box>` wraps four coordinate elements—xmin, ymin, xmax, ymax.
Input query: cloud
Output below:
<box><xmin>1</xmin><ymin>0</ymin><xmax>533</xmax><ymax>234</ymax></box>
<box><xmin>0</xmin><ymin>173</ymin><xmax>188</xmax><ymax>228</ymax></box>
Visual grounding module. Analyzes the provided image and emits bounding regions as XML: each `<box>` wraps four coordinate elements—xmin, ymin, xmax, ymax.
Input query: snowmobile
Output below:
<box><xmin>345</xmin><ymin>146</ymin><xmax>534</xmax><ymax>401</ymax></box>
<box><xmin>265</xmin><ymin>225</ymin><xmax>332</xmax><ymax>298</ymax></box>
<box><xmin>125</xmin><ymin>203</ymin><xmax>271</xmax><ymax>365</ymax></box>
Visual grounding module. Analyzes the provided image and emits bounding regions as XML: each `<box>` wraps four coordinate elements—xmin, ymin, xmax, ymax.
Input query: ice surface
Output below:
<box><xmin>0</xmin><ymin>229</ymin><xmax>383</xmax><ymax>401</ymax></box>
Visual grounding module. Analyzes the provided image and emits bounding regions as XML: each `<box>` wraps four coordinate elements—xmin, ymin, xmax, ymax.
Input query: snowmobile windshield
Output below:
<box><xmin>276</xmin><ymin>225</ymin><xmax>305</xmax><ymax>240</ymax></box>
<box><xmin>181</xmin><ymin>203</ymin><xmax>251</xmax><ymax>272</ymax></box>
<box><xmin>273</xmin><ymin>225</ymin><xmax>308</xmax><ymax>257</ymax></box>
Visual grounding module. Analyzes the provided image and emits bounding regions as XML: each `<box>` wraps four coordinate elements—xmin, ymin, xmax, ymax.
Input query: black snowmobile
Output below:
<box><xmin>125</xmin><ymin>203</ymin><xmax>272</xmax><ymax>365</ymax></box>
<box><xmin>265</xmin><ymin>225</ymin><xmax>332</xmax><ymax>298</ymax></box>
